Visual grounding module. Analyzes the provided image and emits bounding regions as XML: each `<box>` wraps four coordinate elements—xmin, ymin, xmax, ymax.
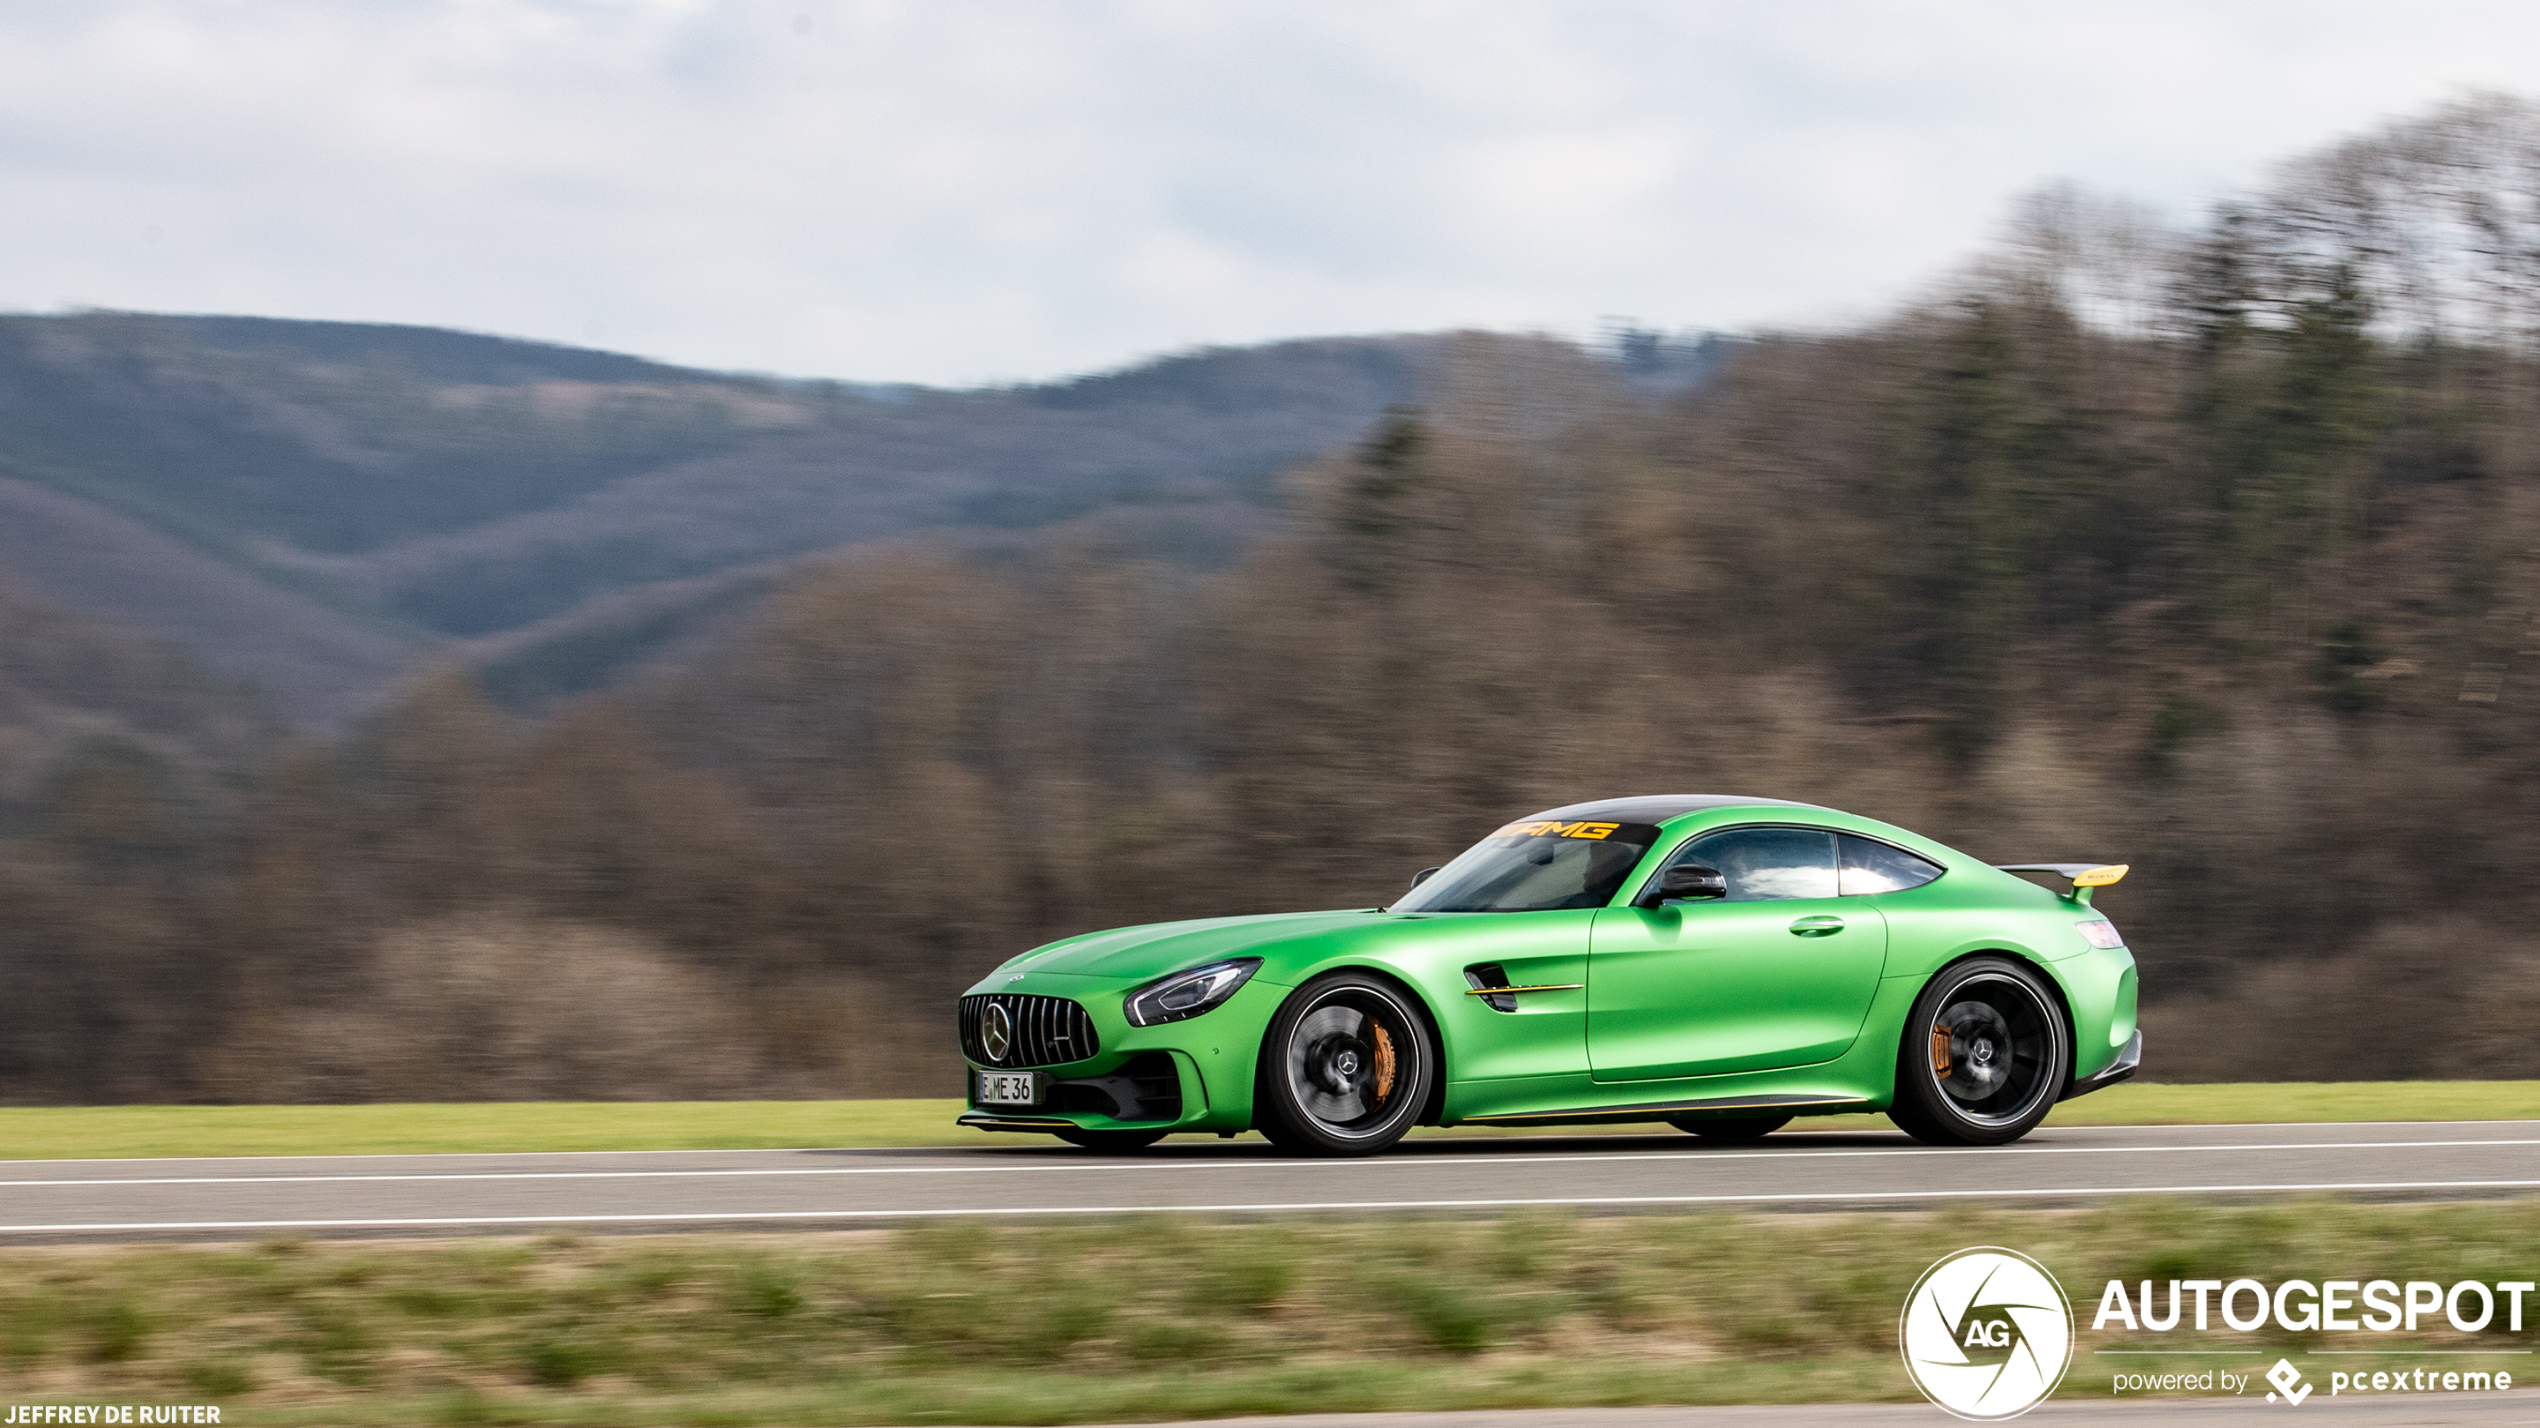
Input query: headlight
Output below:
<box><xmin>1124</xmin><ymin>959</ymin><xmax>1261</xmax><ymax>1026</ymax></box>
<box><xmin>2075</xmin><ymin>919</ymin><xmax>2125</xmax><ymax>949</ymax></box>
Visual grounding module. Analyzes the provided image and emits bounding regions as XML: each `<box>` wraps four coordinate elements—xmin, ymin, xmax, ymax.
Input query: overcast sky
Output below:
<box><xmin>1</xmin><ymin>1</ymin><xmax>2534</xmax><ymax>385</ymax></box>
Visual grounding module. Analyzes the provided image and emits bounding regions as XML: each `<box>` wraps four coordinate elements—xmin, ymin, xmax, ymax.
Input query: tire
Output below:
<box><xmin>1254</xmin><ymin>971</ymin><xmax>1436</xmax><ymax>1156</ymax></box>
<box><xmin>1668</xmin><ymin>1114</ymin><xmax>1793</xmax><ymax>1141</ymax></box>
<box><xmin>1053</xmin><ymin>1127</ymin><xmax>1168</xmax><ymax>1153</ymax></box>
<box><xmin>1888</xmin><ymin>955</ymin><xmax>2070</xmax><ymax>1146</ymax></box>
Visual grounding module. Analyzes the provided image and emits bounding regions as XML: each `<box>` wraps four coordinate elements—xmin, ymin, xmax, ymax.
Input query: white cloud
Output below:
<box><xmin>0</xmin><ymin>0</ymin><xmax>2534</xmax><ymax>383</ymax></box>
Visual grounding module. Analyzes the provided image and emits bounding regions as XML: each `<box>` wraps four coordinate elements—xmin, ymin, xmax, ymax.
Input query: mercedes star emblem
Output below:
<box><xmin>982</xmin><ymin>1003</ymin><xmax>1014</xmax><ymax>1064</ymax></box>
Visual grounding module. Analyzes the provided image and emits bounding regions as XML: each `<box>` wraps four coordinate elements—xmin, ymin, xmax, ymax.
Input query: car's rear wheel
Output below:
<box><xmin>1255</xmin><ymin>971</ymin><xmax>1435</xmax><ymax>1156</ymax></box>
<box><xmin>1888</xmin><ymin>955</ymin><xmax>2069</xmax><ymax>1146</ymax></box>
<box><xmin>1053</xmin><ymin>1127</ymin><xmax>1168</xmax><ymax>1153</ymax></box>
<box><xmin>1669</xmin><ymin>1114</ymin><xmax>1793</xmax><ymax>1141</ymax></box>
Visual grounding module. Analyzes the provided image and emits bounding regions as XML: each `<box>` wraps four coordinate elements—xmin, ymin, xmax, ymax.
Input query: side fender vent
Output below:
<box><xmin>1464</xmin><ymin>963</ymin><xmax>1517</xmax><ymax>1013</ymax></box>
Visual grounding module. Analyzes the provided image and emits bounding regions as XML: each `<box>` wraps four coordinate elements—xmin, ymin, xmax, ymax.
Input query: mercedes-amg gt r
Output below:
<box><xmin>956</xmin><ymin>795</ymin><xmax>2140</xmax><ymax>1155</ymax></box>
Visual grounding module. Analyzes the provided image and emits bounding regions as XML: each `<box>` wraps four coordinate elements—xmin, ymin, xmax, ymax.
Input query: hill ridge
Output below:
<box><xmin>0</xmin><ymin>316</ymin><xmax>1591</xmax><ymax>724</ymax></box>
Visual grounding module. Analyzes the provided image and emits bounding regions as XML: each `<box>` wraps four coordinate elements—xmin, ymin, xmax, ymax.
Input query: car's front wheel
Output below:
<box><xmin>1254</xmin><ymin>971</ymin><xmax>1435</xmax><ymax>1156</ymax></box>
<box><xmin>1888</xmin><ymin>955</ymin><xmax>2069</xmax><ymax>1146</ymax></box>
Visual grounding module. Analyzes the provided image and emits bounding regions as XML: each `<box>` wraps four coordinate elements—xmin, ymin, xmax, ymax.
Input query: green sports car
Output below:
<box><xmin>957</xmin><ymin>795</ymin><xmax>2141</xmax><ymax>1155</ymax></box>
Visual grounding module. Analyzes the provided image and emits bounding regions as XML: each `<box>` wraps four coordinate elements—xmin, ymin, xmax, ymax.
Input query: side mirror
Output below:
<box><xmin>1409</xmin><ymin>866</ymin><xmax>1442</xmax><ymax>889</ymax></box>
<box><xmin>1638</xmin><ymin>864</ymin><xmax>1726</xmax><ymax>907</ymax></box>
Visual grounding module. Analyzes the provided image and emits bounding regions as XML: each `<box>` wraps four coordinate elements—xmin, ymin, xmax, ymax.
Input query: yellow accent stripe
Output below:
<box><xmin>2074</xmin><ymin>863</ymin><xmax>2129</xmax><ymax>888</ymax></box>
<box><xmin>1464</xmin><ymin>983</ymin><xmax>1585</xmax><ymax>996</ymax></box>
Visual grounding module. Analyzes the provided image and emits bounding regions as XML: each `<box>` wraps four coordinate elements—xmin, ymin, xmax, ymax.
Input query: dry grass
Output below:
<box><xmin>1</xmin><ymin>1201</ymin><xmax>2534</xmax><ymax>1424</ymax></box>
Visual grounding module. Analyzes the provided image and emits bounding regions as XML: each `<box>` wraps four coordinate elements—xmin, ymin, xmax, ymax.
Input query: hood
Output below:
<box><xmin>1004</xmin><ymin>909</ymin><xmax>1381</xmax><ymax>983</ymax></box>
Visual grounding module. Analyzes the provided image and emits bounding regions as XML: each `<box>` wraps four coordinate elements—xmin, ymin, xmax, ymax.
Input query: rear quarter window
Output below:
<box><xmin>1838</xmin><ymin>834</ymin><xmax>1944</xmax><ymax>894</ymax></box>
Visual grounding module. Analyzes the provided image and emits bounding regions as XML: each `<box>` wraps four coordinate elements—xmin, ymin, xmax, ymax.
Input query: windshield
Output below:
<box><xmin>1389</xmin><ymin>818</ymin><xmax>1663</xmax><ymax>913</ymax></box>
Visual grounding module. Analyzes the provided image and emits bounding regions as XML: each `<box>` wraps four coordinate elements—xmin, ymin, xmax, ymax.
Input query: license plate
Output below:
<box><xmin>976</xmin><ymin>1071</ymin><xmax>1041</xmax><ymax>1106</ymax></box>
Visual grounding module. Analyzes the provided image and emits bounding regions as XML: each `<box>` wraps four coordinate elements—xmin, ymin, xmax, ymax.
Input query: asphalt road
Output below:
<box><xmin>2</xmin><ymin>1119</ymin><xmax>2538</xmax><ymax>1241</ymax></box>
<box><xmin>1043</xmin><ymin>1402</ymin><xmax>2540</xmax><ymax>1426</ymax></box>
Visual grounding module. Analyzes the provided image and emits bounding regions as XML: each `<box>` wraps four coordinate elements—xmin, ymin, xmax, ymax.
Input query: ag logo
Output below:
<box><xmin>1900</xmin><ymin>1247</ymin><xmax>2074</xmax><ymax>1420</ymax></box>
<box><xmin>981</xmin><ymin>1003</ymin><xmax>1013</xmax><ymax>1064</ymax></box>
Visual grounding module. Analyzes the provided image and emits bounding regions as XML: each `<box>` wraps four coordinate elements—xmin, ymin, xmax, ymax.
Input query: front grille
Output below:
<box><xmin>960</xmin><ymin>994</ymin><xmax>1099</xmax><ymax>1068</ymax></box>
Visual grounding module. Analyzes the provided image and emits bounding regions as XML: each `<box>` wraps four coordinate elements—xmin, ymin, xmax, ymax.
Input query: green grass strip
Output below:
<box><xmin>0</xmin><ymin>1101</ymin><xmax>961</xmax><ymax>1160</ymax></box>
<box><xmin>1778</xmin><ymin>1079</ymin><xmax>2540</xmax><ymax>1136</ymax></box>
<box><xmin>1</xmin><ymin>1081</ymin><xmax>2535</xmax><ymax>1161</ymax></box>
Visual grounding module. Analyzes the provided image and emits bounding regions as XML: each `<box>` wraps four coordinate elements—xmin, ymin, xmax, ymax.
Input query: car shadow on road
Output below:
<box><xmin>815</xmin><ymin>1129</ymin><xmax>1937</xmax><ymax>1159</ymax></box>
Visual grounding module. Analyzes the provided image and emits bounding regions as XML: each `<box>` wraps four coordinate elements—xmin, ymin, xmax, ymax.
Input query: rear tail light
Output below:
<box><xmin>2075</xmin><ymin>919</ymin><xmax>2125</xmax><ymax>949</ymax></box>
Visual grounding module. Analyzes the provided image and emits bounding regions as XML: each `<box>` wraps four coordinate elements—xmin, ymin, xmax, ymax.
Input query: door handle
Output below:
<box><xmin>1789</xmin><ymin>915</ymin><xmax>1844</xmax><ymax>936</ymax></box>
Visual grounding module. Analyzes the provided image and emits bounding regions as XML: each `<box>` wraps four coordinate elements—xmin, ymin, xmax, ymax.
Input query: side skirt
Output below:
<box><xmin>1462</xmin><ymin>1092</ymin><xmax>1868</xmax><ymax>1127</ymax></box>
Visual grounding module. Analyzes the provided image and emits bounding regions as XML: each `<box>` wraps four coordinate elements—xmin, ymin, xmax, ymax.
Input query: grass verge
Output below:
<box><xmin>2</xmin><ymin>1201</ymin><xmax>2535</xmax><ymax>1424</ymax></box>
<box><xmin>3</xmin><ymin>1081</ymin><xmax>2538</xmax><ymax>1161</ymax></box>
<box><xmin>1756</xmin><ymin>1079</ymin><xmax>2540</xmax><ymax>1137</ymax></box>
<box><xmin>0</xmin><ymin>1101</ymin><xmax>963</xmax><ymax>1160</ymax></box>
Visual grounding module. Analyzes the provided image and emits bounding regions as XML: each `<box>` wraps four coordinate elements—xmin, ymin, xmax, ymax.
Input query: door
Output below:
<box><xmin>1587</xmin><ymin>826</ymin><xmax>1888</xmax><ymax>1082</ymax></box>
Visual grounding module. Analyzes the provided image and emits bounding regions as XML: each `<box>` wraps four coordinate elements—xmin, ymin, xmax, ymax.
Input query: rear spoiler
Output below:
<box><xmin>1994</xmin><ymin>863</ymin><xmax>2129</xmax><ymax>908</ymax></box>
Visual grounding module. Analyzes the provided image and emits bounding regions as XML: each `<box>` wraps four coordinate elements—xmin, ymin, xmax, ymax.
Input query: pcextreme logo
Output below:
<box><xmin>1901</xmin><ymin>1247</ymin><xmax>2076</xmax><ymax>1421</ymax></box>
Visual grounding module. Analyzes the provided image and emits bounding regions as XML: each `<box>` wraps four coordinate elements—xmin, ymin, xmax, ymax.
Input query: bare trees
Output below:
<box><xmin>6</xmin><ymin>99</ymin><xmax>2540</xmax><ymax>1099</ymax></box>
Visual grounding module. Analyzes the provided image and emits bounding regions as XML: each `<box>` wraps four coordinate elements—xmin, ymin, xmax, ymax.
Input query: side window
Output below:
<box><xmin>1672</xmin><ymin>827</ymin><xmax>1838</xmax><ymax>901</ymax></box>
<box><xmin>1838</xmin><ymin>833</ymin><xmax>1944</xmax><ymax>895</ymax></box>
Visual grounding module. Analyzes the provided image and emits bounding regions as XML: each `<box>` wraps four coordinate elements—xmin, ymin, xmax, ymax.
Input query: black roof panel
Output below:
<box><xmin>1519</xmin><ymin>794</ymin><xmax>1827</xmax><ymax>825</ymax></box>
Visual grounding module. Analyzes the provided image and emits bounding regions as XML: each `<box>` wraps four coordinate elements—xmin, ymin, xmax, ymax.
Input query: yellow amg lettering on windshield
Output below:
<box><xmin>1492</xmin><ymin>820</ymin><xmax>1622</xmax><ymax>841</ymax></box>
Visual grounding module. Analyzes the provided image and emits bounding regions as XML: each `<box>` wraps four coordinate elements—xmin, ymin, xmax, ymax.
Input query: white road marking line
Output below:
<box><xmin>4</xmin><ymin>1138</ymin><xmax>2532</xmax><ymax>1189</ymax></box>
<box><xmin>5</xmin><ymin>1179</ymin><xmax>2540</xmax><ymax>1233</ymax></box>
<box><xmin>2022</xmin><ymin>1119</ymin><xmax>2540</xmax><ymax>1130</ymax></box>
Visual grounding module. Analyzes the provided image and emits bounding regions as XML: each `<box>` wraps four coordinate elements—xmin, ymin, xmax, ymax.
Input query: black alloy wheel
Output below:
<box><xmin>1669</xmin><ymin>1114</ymin><xmax>1794</xmax><ymax>1141</ymax></box>
<box><xmin>1255</xmin><ymin>971</ymin><xmax>1435</xmax><ymax>1156</ymax></box>
<box><xmin>1053</xmin><ymin>1127</ymin><xmax>1168</xmax><ymax>1153</ymax></box>
<box><xmin>1888</xmin><ymin>955</ymin><xmax>2070</xmax><ymax>1146</ymax></box>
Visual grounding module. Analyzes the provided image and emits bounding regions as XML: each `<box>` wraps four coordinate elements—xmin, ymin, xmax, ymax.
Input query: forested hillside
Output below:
<box><xmin>0</xmin><ymin>317</ymin><xmax>1447</xmax><ymax>723</ymax></box>
<box><xmin>5</xmin><ymin>97</ymin><xmax>2540</xmax><ymax>1101</ymax></box>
